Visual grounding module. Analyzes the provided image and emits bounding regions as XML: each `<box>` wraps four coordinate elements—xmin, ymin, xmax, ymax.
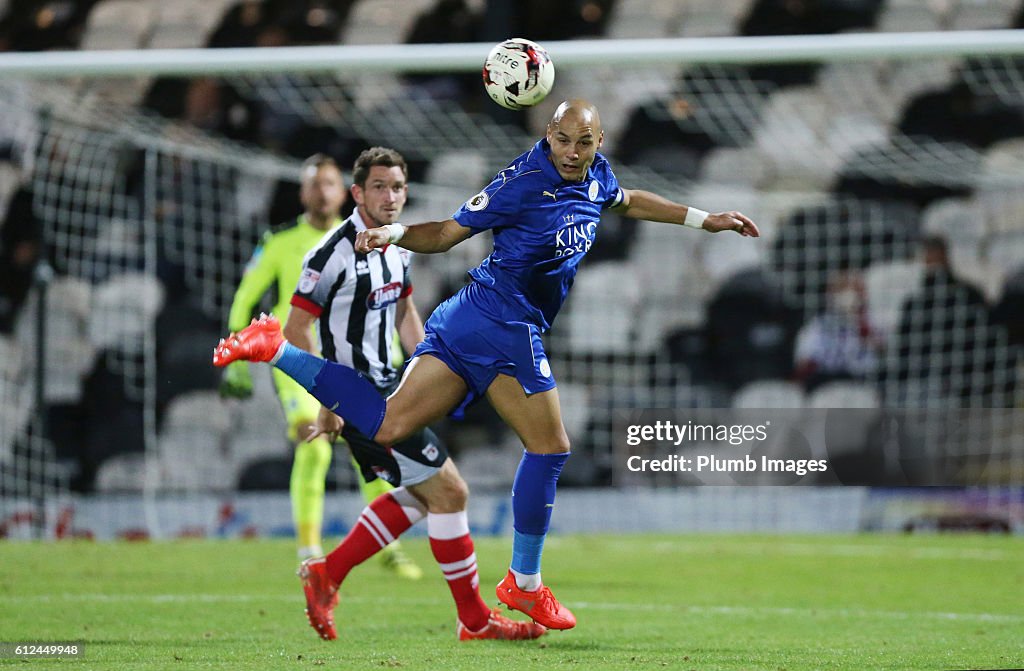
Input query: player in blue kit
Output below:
<box><xmin>214</xmin><ymin>99</ymin><xmax>759</xmax><ymax>630</ymax></box>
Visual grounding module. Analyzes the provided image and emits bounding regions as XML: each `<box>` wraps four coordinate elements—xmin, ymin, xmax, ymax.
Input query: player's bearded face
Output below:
<box><xmin>302</xmin><ymin>166</ymin><xmax>345</xmax><ymax>218</ymax></box>
<box><xmin>354</xmin><ymin>165</ymin><xmax>408</xmax><ymax>227</ymax></box>
<box><xmin>546</xmin><ymin>119</ymin><xmax>603</xmax><ymax>182</ymax></box>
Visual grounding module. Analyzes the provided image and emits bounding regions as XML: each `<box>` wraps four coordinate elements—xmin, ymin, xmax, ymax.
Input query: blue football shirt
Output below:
<box><xmin>452</xmin><ymin>139</ymin><xmax>623</xmax><ymax>331</ymax></box>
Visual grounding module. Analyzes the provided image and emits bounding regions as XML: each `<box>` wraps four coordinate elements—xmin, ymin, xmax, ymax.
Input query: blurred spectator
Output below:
<box><xmin>991</xmin><ymin>267</ymin><xmax>1024</xmax><ymax>349</ymax></box>
<box><xmin>898</xmin><ymin>81</ymin><xmax>1024</xmax><ymax>149</ymax></box>
<box><xmin>793</xmin><ymin>270</ymin><xmax>880</xmax><ymax>391</ymax></box>
<box><xmin>887</xmin><ymin>235</ymin><xmax>997</xmax><ymax>403</ymax></box>
<box><xmin>706</xmin><ymin>268</ymin><xmax>803</xmax><ymax>390</ymax></box>
<box><xmin>481</xmin><ymin>0</ymin><xmax>612</xmax><ymax>42</ymax></box>
<box><xmin>279</xmin><ymin>1</ymin><xmax>345</xmax><ymax>44</ymax></box>
<box><xmin>0</xmin><ymin>0</ymin><xmax>97</xmax><ymax>51</ymax></box>
<box><xmin>207</xmin><ymin>0</ymin><xmax>272</xmax><ymax>48</ymax></box>
<box><xmin>616</xmin><ymin>98</ymin><xmax>716</xmax><ymax>178</ymax></box>
<box><xmin>0</xmin><ymin>186</ymin><xmax>43</xmax><ymax>334</ymax></box>
<box><xmin>142</xmin><ymin>76</ymin><xmax>261</xmax><ymax>143</ymax></box>
<box><xmin>208</xmin><ymin>0</ymin><xmax>349</xmax><ymax>48</ymax></box>
<box><xmin>739</xmin><ymin>0</ymin><xmax>882</xmax><ymax>88</ymax></box>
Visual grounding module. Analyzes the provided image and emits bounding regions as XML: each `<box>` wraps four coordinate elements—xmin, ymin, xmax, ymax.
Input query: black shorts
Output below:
<box><xmin>343</xmin><ymin>423</ymin><xmax>447</xmax><ymax>487</ymax></box>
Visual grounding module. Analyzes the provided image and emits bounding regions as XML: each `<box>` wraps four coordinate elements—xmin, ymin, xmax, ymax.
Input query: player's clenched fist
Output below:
<box><xmin>355</xmin><ymin>227</ymin><xmax>391</xmax><ymax>253</ymax></box>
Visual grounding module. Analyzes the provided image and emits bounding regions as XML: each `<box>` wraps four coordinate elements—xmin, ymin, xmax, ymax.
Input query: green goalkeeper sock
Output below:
<box><xmin>291</xmin><ymin>436</ymin><xmax>333</xmax><ymax>553</ymax></box>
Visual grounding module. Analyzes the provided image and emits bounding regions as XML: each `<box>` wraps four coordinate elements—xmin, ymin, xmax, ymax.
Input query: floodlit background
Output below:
<box><xmin>0</xmin><ymin>0</ymin><xmax>1023</xmax><ymax>540</ymax></box>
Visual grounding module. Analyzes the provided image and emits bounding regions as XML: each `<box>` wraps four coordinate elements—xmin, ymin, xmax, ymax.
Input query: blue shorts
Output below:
<box><xmin>412</xmin><ymin>281</ymin><xmax>556</xmax><ymax>415</ymax></box>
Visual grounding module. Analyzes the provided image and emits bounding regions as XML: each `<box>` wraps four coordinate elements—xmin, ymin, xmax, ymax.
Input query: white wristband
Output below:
<box><xmin>684</xmin><ymin>207</ymin><xmax>709</xmax><ymax>229</ymax></box>
<box><xmin>383</xmin><ymin>223</ymin><xmax>406</xmax><ymax>243</ymax></box>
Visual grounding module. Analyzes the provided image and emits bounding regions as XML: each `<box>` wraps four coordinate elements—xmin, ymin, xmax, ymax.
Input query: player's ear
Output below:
<box><xmin>350</xmin><ymin>184</ymin><xmax>364</xmax><ymax>205</ymax></box>
<box><xmin>597</xmin><ymin>130</ymin><xmax>604</xmax><ymax>149</ymax></box>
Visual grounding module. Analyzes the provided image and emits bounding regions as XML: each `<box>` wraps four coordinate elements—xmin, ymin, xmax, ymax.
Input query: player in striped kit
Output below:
<box><xmin>280</xmin><ymin>147</ymin><xmax>544</xmax><ymax>642</ymax></box>
<box><xmin>221</xmin><ymin>154</ymin><xmax>421</xmax><ymax>577</ymax></box>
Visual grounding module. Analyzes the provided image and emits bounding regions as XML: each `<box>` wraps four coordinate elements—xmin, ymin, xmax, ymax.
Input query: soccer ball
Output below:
<box><xmin>482</xmin><ymin>38</ymin><xmax>555</xmax><ymax>111</ymax></box>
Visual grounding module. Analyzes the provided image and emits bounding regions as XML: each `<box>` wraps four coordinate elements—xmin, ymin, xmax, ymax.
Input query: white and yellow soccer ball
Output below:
<box><xmin>482</xmin><ymin>38</ymin><xmax>555</xmax><ymax>110</ymax></box>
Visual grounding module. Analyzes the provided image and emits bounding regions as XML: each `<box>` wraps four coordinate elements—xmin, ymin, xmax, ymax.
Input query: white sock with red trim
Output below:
<box><xmin>428</xmin><ymin>510</ymin><xmax>490</xmax><ymax>632</ymax></box>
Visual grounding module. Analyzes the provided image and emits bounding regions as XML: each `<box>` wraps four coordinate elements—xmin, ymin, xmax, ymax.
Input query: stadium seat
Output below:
<box><xmin>158</xmin><ymin>391</ymin><xmax>234</xmax><ymax>491</ymax></box>
<box><xmin>876</xmin><ymin>5</ymin><xmax>943</xmax><ymax>32</ymax></box>
<box><xmin>341</xmin><ymin>0</ymin><xmax>435</xmax><ymax>45</ymax></box>
<box><xmin>754</xmin><ymin>87</ymin><xmax>838</xmax><ymax>189</ymax></box>
<box><xmin>0</xmin><ymin>334</ymin><xmax>23</xmax><ymax>381</ymax></box>
<box><xmin>921</xmin><ymin>196</ymin><xmax>987</xmax><ymax>266</ymax></box>
<box><xmin>985</xmin><ymin>232</ymin><xmax>1024</xmax><ymax>276</ymax></box>
<box><xmin>696</xmin><ymin>223</ymin><xmax>764</xmax><ymax>284</ymax></box>
<box><xmin>634</xmin><ymin>297</ymin><xmax>702</xmax><ymax>354</ymax></box>
<box><xmin>606</xmin><ymin>0</ymin><xmax>683</xmax><ymax>37</ymax></box>
<box><xmin>95</xmin><ymin>452</ymin><xmax>148</xmax><ymax>492</ymax></box>
<box><xmin>564</xmin><ymin>262</ymin><xmax>642</xmax><ymax>354</ymax></box>
<box><xmin>825</xmin><ymin>114</ymin><xmax>889</xmax><ymax>164</ymax></box>
<box><xmin>979</xmin><ymin>188</ymin><xmax>1024</xmax><ymax>235</ymax></box>
<box><xmin>806</xmin><ymin>380</ymin><xmax>880</xmax><ymax>409</ymax></box>
<box><xmin>88</xmin><ymin>272</ymin><xmax>166</xmax><ymax>351</ymax></box>
<box><xmin>676</xmin><ymin>8</ymin><xmax>738</xmax><ymax>37</ymax></box>
<box><xmin>11</xmin><ymin>276</ymin><xmax>96</xmax><ymax>403</ymax></box>
<box><xmin>882</xmin><ymin>59</ymin><xmax>958</xmax><ymax>118</ymax></box>
<box><xmin>424</xmin><ymin>150</ymin><xmax>488</xmax><ymax>189</ymax></box>
<box><xmin>81</xmin><ymin>0</ymin><xmax>156</xmax><ymax>50</ymax></box>
<box><xmin>162</xmin><ymin>390</ymin><xmax>231</xmax><ymax>435</ymax></box>
<box><xmin>948</xmin><ymin>3</ymin><xmax>1018</xmax><ymax>30</ymax></box>
<box><xmin>148</xmin><ymin>0</ymin><xmax>232</xmax><ymax>49</ymax></box>
<box><xmin>982</xmin><ymin>138</ymin><xmax>1024</xmax><ymax>177</ymax></box>
<box><xmin>732</xmin><ymin>379</ymin><xmax>806</xmax><ymax>408</ymax></box>
<box><xmin>700</xmin><ymin>147</ymin><xmax>771</xmax><ymax>188</ymax></box>
<box><xmin>225</xmin><ymin>365</ymin><xmax>289</xmax><ymax>465</ymax></box>
<box><xmin>817</xmin><ymin>62</ymin><xmax>899</xmax><ymax>125</ymax></box>
<box><xmin>629</xmin><ymin>224</ymin><xmax>707</xmax><ymax>336</ymax></box>
<box><xmin>922</xmin><ymin>198</ymin><xmax>983</xmax><ymax>245</ymax></box>
<box><xmin>0</xmin><ymin>378</ymin><xmax>30</xmax><ymax>465</ymax></box>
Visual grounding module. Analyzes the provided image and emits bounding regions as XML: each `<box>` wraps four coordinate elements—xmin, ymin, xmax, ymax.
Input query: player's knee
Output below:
<box><xmin>523</xmin><ymin>432</ymin><xmax>571</xmax><ymax>455</ymax></box>
<box><xmin>374</xmin><ymin>417</ymin><xmax>408</xmax><ymax>445</ymax></box>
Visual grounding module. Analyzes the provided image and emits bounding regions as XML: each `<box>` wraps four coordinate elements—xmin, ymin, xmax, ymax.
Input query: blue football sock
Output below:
<box><xmin>274</xmin><ymin>343</ymin><xmax>387</xmax><ymax>438</ymax></box>
<box><xmin>274</xmin><ymin>343</ymin><xmax>324</xmax><ymax>389</ymax></box>
<box><xmin>510</xmin><ymin>450</ymin><xmax>569</xmax><ymax>575</ymax></box>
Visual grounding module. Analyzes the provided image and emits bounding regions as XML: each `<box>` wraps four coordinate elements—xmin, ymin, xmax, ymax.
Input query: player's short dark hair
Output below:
<box><xmin>352</xmin><ymin>147</ymin><xmax>408</xmax><ymax>187</ymax></box>
<box><xmin>300</xmin><ymin>154</ymin><xmax>341</xmax><ymax>180</ymax></box>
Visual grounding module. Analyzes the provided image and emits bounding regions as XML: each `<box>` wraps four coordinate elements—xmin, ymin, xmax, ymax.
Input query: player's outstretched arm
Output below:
<box><xmin>355</xmin><ymin>219</ymin><xmax>472</xmax><ymax>254</ymax></box>
<box><xmin>614</xmin><ymin>188</ymin><xmax>760</xmax><ymax>237</ymax></box>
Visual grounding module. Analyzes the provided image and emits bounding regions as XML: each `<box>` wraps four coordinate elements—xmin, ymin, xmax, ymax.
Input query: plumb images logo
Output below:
<box><xmin>615</xmin><ymin>407</ymin><xmax>1023</xmax><ymax>487</ymax></box>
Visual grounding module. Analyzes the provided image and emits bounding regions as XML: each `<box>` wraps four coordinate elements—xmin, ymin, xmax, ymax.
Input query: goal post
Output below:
<box><xmin>0</xmin><ymin>30</ymin><xmax>1023</xmax><ymax>76</ymax></box>
<box><xmin>1</xmin><ymin>30</ymin><xmax>1022</xmax><ymax>539</ymax></box>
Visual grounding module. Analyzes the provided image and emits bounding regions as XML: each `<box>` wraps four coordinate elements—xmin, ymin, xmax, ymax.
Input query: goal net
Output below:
<box><xmin>1</xmin><ymin>29</ymin><xmax>1022</xmax><ymax>538</ymax></box>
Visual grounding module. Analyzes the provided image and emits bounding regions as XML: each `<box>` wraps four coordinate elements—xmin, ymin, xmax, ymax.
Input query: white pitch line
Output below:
<box><xmin>4</xmin><ymin>593</ymin><xmax>1021</xmax><ymax>624</ymax></box>
<box><xmin>646</xmin><ymin>541</ymin><xmax>1014</xmax><ymax>561</ymax></box>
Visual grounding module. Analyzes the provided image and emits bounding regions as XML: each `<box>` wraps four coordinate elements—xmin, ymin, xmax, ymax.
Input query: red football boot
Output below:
<box><xmin>457</xmin><ymin>608</ymin><xmax>547</xmax><ymax>641</ymax></box>
<box><xmin>297</xmin><ymin>557</ymin><xmax>339</xmax><ymax>641</ymax></box>
<box><xmin>212</xmin><ymin>314</ymin><xmax>284</xmax><ymax>366</ymax></box>
<box><xmin>496</xmin><ymin>571</ymin><xmax>576</xmax><ymax>630</ymax></box>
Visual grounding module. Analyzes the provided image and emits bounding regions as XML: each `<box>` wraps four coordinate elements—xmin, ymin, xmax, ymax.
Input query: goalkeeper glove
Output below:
<box><xmin>219</xmin><ymin>360</ymin><xmax>253</xmax><ymax>399</ymax></box>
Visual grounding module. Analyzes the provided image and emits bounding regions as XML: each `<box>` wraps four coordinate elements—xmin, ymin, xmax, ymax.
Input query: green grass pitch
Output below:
<box><xmin>1</xmin><ymin>533</ymin><xmax>1022</xmax><ymax>670</ymax></box>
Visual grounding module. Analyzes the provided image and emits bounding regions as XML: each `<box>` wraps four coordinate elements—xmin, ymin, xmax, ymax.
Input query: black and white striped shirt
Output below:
<box><xmin>290</xmin><ymin>209</ymin><xmax>413</xmax><ymax>390</ymax></box>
